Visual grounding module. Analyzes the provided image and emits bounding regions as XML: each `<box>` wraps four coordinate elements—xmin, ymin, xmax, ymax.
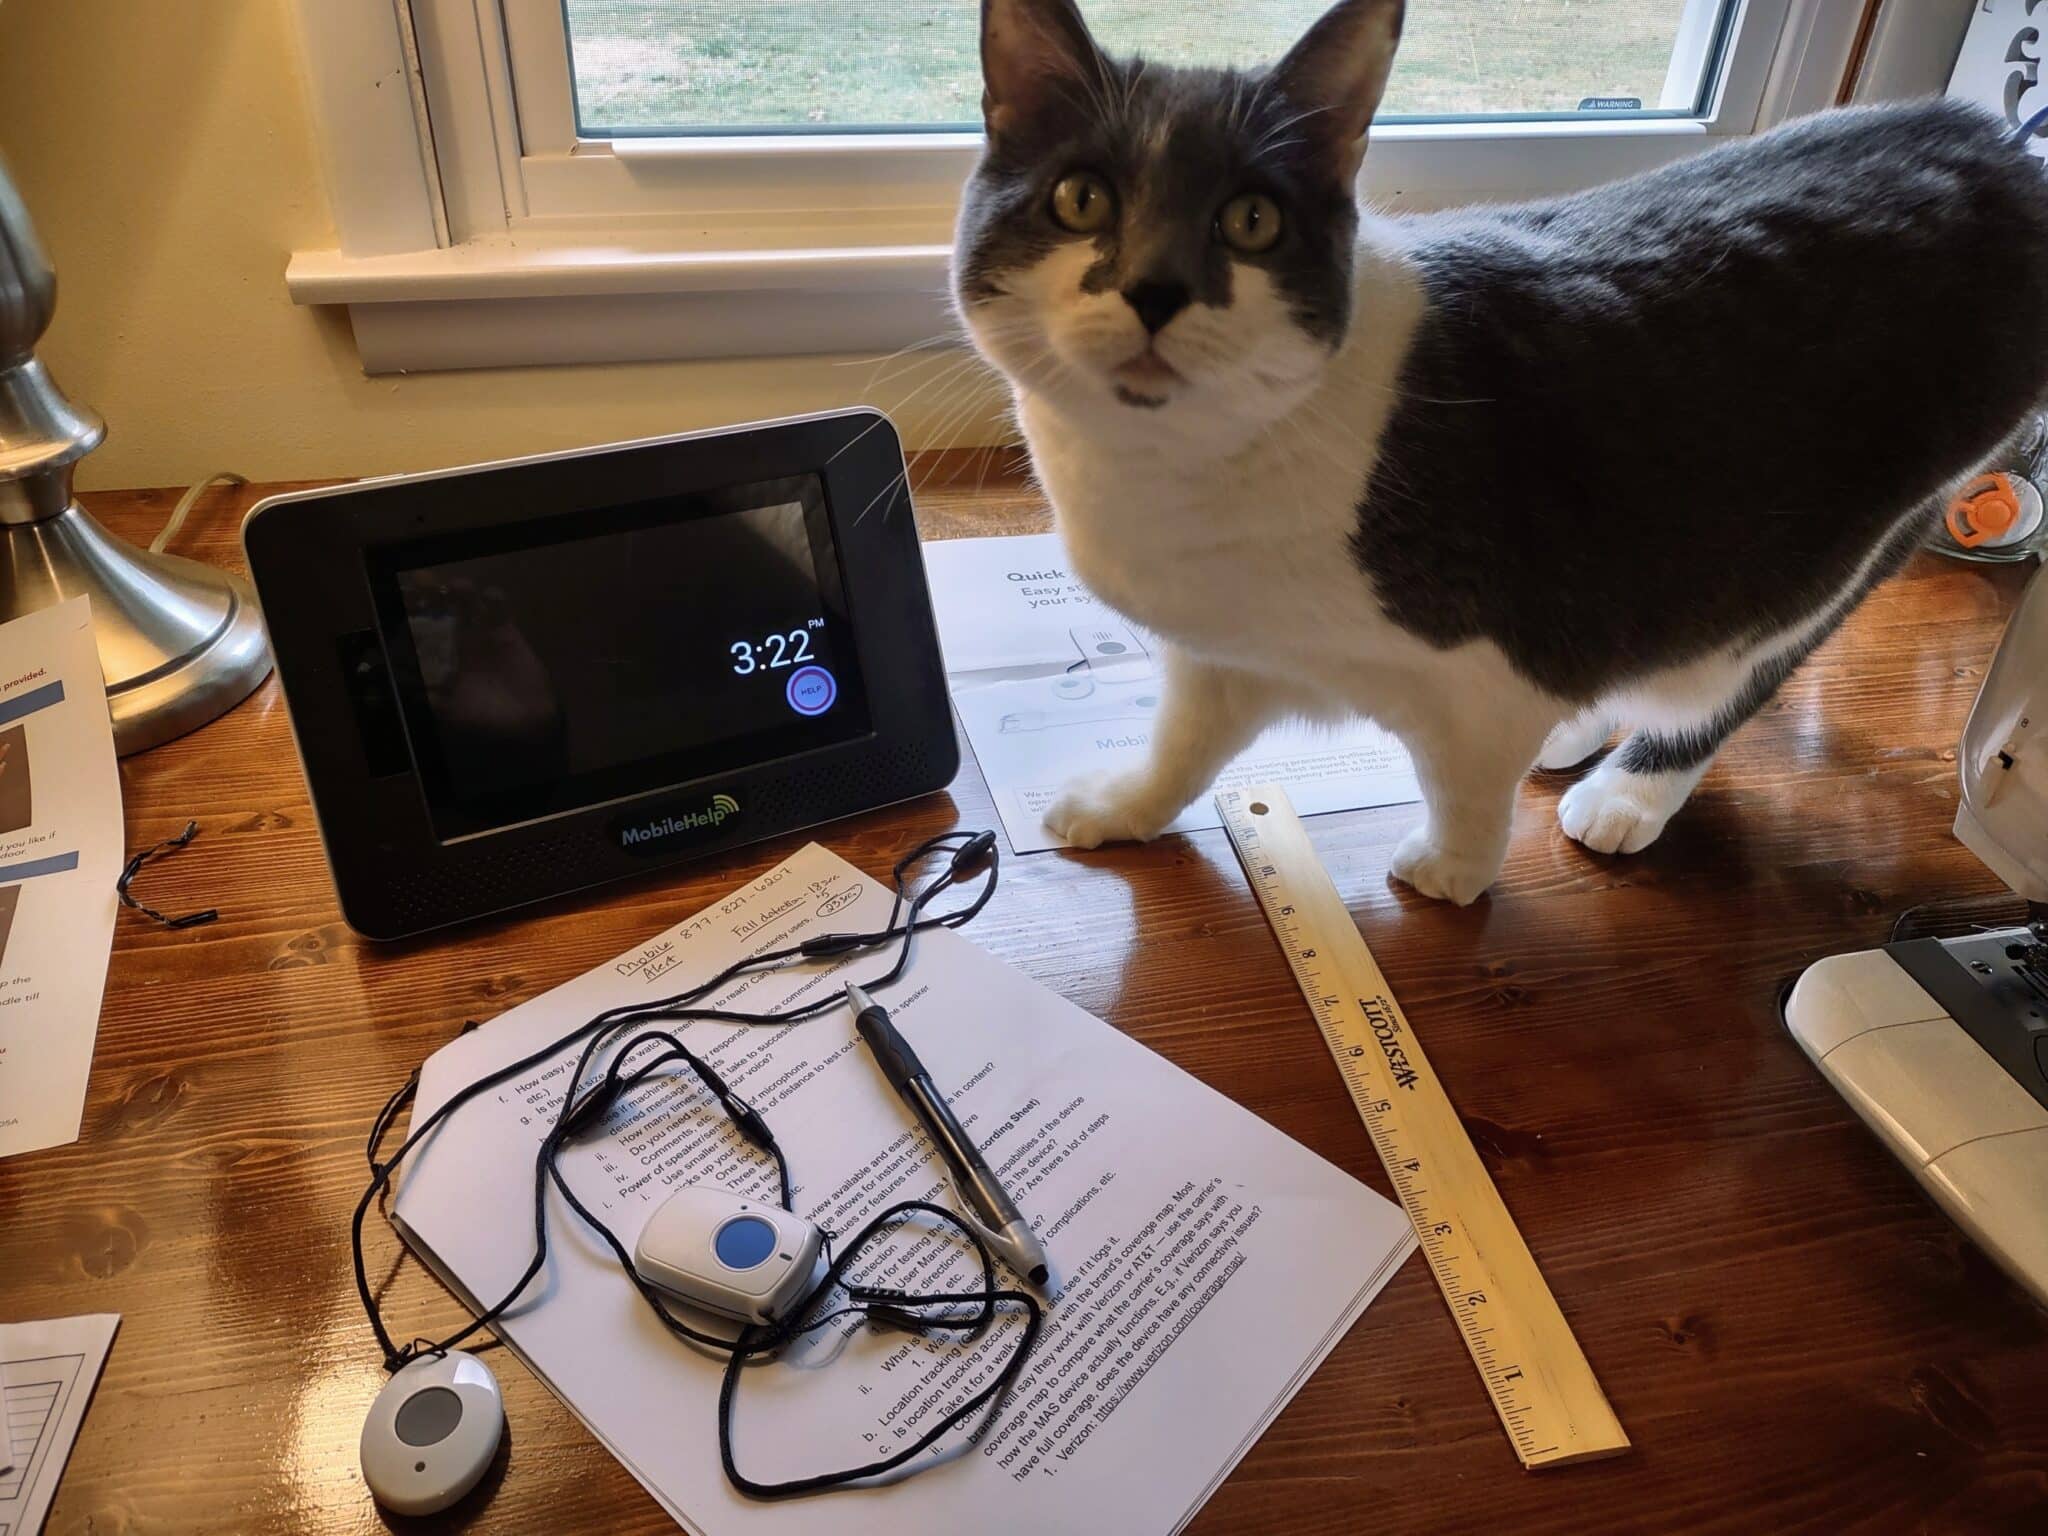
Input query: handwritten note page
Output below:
<box><xmin>397</xmin><ymin>843</ymin><xmax>1412</xmax><ymax>1535</ymax></box>
<box><xmin>0</xmin><ymin>599</ymin><xmax>122</xmax><ymax>1160</ymax></box>
<box><xmin>919</xmin><ymin>533</ymin><xmax>1418</xmax><ymax>853</ymax></box>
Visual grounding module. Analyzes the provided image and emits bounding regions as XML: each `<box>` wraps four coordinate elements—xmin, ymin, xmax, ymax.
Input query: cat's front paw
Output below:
<box><xmin>1387</xmin><ymin>825</ymin><xmax>1501</xmax><ymax>905</ymax></box>
<box><xmin>1043</xmin><ymin>771</ymin><xmax>1177</xmax><ymax>849</ymax></box>
<box><xmin>1557</xmin><ymin>762</ymin><xmax>1682</xmax><ymax>855</ymax></box>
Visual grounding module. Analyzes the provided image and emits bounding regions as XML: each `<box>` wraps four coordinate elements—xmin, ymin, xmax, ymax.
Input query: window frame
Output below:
<box><xmin>289</xmin><ymin>0</ymin><xmax>1932</xmax><ymax>374</ymax></box>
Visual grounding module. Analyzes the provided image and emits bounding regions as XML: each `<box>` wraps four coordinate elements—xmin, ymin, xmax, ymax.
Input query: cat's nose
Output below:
<box><xmin>1121</xmin><ymin>280</ymin><xmax>1190</xmax><ymax>334</ymax></box>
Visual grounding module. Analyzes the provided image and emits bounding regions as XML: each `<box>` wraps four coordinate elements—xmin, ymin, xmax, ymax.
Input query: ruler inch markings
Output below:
<box><xmin>1217</xmin><ymin>784</ymin><xmax>1629</xmax><ymax>1471</ymax></box>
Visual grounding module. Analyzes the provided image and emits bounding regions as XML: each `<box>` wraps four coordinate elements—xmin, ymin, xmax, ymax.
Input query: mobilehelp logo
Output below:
<box><xmin>616</xmin><ymin>793</ymin><xmax>740</xmax><ymax>851</ymax></box>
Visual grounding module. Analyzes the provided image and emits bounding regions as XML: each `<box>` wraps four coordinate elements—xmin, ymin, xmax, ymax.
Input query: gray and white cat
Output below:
<box><xmin>954</xmin><ymin>0</ymin><xmax>2048</xmax><ymax>902</ymax></box>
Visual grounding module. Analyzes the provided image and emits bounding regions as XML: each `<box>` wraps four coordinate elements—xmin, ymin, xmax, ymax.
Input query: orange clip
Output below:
<box><xmin>1947</xmin><ymin>473</ymin><xmax>2023</xmax><ymax>549</ymax></box>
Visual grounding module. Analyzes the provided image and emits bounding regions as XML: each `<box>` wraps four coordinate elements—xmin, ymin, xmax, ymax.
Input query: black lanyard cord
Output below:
<box><xmin>548</xmin><ymin>1100</ymin><xmax>1043</xmax><ymax>1494</ymax></box>
<box><xmin>715</xmin><ymin>1202</ymin><xmax>1043</xmax><ymax>1499</ymax></box>
<box><xmin>352</xmin><ymin>831</ymin><xmax>1040</xmax><ymax>1496</ymax></box>
<box><xmin>353</xmin><ymin>829</ymin><xmax>995</xmax><ymax>1369</ymax></box>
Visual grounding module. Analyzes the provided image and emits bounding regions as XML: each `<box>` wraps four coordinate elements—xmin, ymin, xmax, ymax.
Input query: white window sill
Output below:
<box><xmin>286</xmin><ymin>235</ymin><xmax>955</xmax><ymax>304</ymax></box>
<box><xmin>293</xmin><ymin>118</ymin><xmax>1715</xmax><ymax>375</ymax></box>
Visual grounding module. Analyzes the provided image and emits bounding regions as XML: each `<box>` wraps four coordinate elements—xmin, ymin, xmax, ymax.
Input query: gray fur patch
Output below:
<box><xmin>1353</xmin><ymin>99</ymin><xmax>2048</xmax><ymax>703</ymax></box>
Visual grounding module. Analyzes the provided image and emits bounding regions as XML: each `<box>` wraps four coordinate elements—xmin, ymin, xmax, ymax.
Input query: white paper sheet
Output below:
<box><xmin>397</xmin><ymin>843</ymin><xmax>1413</xmax><ymax>1535</ymax></box>
<box><xmin>0</xmin><ymin>599</ymin><xmax>122</xmax><ymax>1160</ymax></box>
<box><xmin>0</xmin><ymin>1313</ymin><xmax>120</xmax><ymax>1536</ymax></box>
<box><xmin>1950</xmin><ymin>0</ymin><xmax>2048</xmax><ymax>161</ymax></box>
<box><xmin>921</xmin><ymin>534</ymin><xmax>1418</xmax><ymax>852</ymax></box>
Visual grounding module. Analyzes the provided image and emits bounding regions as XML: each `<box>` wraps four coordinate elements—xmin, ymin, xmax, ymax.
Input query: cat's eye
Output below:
<box><xmin>1217</xmin><ymin>193</ymin><xmax>1283</xmax><ymax>254</ymax></box>
<box><xmin>1049</xmin><ymin>172</ymin><xmax>1116</xmax><ymax>235</ymax></box>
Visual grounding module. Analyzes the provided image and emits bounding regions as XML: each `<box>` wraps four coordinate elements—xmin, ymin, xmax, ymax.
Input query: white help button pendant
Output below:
<box><xmin>360</xmin><ymin>1350</ymin><xmax>505</xmax><ymax>1516</ymax></box>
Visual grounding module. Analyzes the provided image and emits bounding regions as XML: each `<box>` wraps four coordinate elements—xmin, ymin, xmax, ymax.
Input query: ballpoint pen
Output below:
<box><xmin>844</xmin><ymin>980</ymin><xmax>1051</xmax><ymax>1288</ymax></box>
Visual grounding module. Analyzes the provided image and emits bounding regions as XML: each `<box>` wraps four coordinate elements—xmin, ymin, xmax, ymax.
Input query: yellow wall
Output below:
<box><xmin>0</xmin><ymin>0</ymin><xmax>1007</xmax><ymax>492</ymax></box>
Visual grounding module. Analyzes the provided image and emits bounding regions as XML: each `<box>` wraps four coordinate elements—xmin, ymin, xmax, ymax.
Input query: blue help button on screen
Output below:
<box><xmin>786</xmin><ymin>665</ymin><xmax>837</xmax><ymax>717</ymax></box>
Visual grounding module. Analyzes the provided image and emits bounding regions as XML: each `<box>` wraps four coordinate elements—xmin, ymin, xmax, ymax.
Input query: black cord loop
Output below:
<box><xmin>117</xmin><ymin>820</ymin><xmax>219</xmax><ymax>929</ymax></box>
<box><xmin>354</xmin><ymin>830</ymin><xmax>1038</xmax><ymax>1495</ymax></box>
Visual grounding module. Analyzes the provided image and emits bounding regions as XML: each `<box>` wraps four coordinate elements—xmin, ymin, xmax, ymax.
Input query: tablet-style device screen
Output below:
<box><xmin>369</xmin><ymin>473</ymin><xmax>872</xmax><ymax>840</ymax></box>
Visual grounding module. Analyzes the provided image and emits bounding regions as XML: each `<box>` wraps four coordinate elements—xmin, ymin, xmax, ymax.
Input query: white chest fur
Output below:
<box><xmin>1012</xmin><ymin>245</ymin><xmax>1436</xmax><ymax>708</ymax></box>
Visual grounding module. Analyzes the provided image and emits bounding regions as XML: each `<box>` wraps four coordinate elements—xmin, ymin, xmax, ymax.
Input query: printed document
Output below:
<box><xmin>1</xmin><ymin>1313</ymin><xmax>120</xmax><ymax>1535</ymax></box>
<box><xmin>0</xmin><ymin>599</ymin><xmax>122</xmax><ymax>1160</ymax></box>
<box><xmin>397</xmin><ymin>843</ymin><xmax>1414</xmax><ymax>1535</ymax></box>
<box><xmin>921</xmin><ymin>533</ymin><xmax>1419</xmax><ymax>852</ymax></box>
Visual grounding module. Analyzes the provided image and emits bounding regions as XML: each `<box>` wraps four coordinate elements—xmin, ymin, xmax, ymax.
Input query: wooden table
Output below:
<box><xmin>5</xmin><ymin>467</ymin><xmax>2045</xmax><ymax>1535</ymax></box>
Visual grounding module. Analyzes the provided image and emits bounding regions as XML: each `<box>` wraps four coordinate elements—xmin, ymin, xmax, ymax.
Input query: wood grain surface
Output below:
<box><xmin>3</xmin><ymin>463</ymin><xmax>2045</xmax><ymax>1535</ymax></box>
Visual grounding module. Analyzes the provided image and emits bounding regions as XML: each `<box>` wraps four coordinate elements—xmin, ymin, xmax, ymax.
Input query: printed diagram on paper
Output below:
<box><xmin>921</xmin><ymin>534</ymin><xmax>1418</xmax><ymax>852</ymax></box>
<box><xmin>0</xmin><ymin>598</ymin><xmax>123</xmax><ymax>1160</ymax></box>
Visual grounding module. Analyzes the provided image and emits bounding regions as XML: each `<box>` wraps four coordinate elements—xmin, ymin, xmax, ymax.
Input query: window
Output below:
<box><xmin>561</xmin><ymin>0</ymin><xmax>1730</xmax><ymax>135</ymax></box>
<box><xmin>290</xmin><ymin>0</ymin><xmax>1928</xmax><ymax>374</ymax></box>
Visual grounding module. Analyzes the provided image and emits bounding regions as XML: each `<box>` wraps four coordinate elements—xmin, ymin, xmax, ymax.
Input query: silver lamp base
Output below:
<box><xmin>3</xmin><ymin>153</ymin><xmax>272</xmax><ymax>754</ymax></box>
<box><xmin>3</xmin><ymin>501</ymin><xmax>271</xmax><ymax>754</ymax></box>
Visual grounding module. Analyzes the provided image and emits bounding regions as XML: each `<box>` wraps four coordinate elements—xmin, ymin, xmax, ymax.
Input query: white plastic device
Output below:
<box><xmin>1953</xmin><ymin>565</ymin><xmax>2048</xmax><ymax>906</ymax></box>
<box><xmin>1784</xmin><ymin>951</ymin><xmax>2048</xmax><ymax>1307</ymax></box>
<box><xmin>1784</xmin><ymin>566</ymin><xmax>2048</xmax><ymax>1309</ymax></box>
<box><xmin>360</xmin><ymin>1349</ymin><xmax>505</xmax><ymax>1516</ymax></box>
<box><xmin>633</xmin><ymin>1185</ymin><xmax>825</xmax><ymax>1325</ymax></box>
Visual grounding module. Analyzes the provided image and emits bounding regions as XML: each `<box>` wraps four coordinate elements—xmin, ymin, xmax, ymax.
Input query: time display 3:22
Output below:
<box><xmin>729</xmin><ymin>621</ymin><xmax>823</xmax><ymax>675</ymax></box>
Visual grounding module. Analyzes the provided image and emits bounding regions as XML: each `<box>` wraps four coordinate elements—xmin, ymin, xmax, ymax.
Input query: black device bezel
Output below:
<box><xmin>244</xmin><ymin>411</ymin><xmax>958</xmax><ymax>940</ymax></box>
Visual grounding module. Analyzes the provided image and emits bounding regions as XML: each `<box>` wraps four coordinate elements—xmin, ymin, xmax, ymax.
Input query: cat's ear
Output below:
<box><xmin>980</xmin><ymin>0</ymin><xmax>1110</xmax><ymax>149</ymax></box>
<box><xmin>1272</xmin><ymin>0</ymin><xmax>1405</xmax><ymax>183</ymax></box>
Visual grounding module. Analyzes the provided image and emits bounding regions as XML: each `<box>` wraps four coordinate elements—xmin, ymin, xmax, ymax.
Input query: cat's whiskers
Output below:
<box><xmin>873</xmin><ymin>351</ymin><xmax>987</xmax><ymax>416</ymax></box>
<box><xmin>1250</xmin><ymin>103</ymin><xmax>1328</xmax><ymax>155</ymax></box>
<box><xmin>1060</xmin><ymin>41</ymin><xmax>1128</xmax><ymax>135</ymax></box>
<box><xmin>1346</xmin><ymin>373</ymin><xmax>1495</xmax><ymax>408</ymax></box>
<box><xmin>914</xmin><ymin>365</ymin><xmax>997</xmax><ymax>439</ymax></box>
<box><xmin>909</xmin><ymin>361</ymin><xmax>1015</xmax><ymax>475</ymax></box>
<box><xmin>829</xmin><ymin>351</ymin><xmax>992</xmax><ymax>468</ymax></box>
<box><xmin>1241</xmin><ymin>62</ymin><xmax>1278</xmax><ymax>129</ymax></box>
<box><xmin>879</xmin><ymin>349</ymin><xmax>1026</xmax><ymax>517</ymax></box>
<box><xmin>858</xmin><ymin>344</ymin><xmax>986</xmax><ymax>398</ymax></box>
<box><xmin>848</xmin><ymin>464</ymin><xmax>908</xmax><ymax>530</ymax></box>
<box><xmin>1226</xmin><ymin>71</ymin><xmax>1253</xmax><ymax>138</ymax></box>
<box><xmin>847</xmin><ymin>325</ymin><xmax>985</xmax><ymax>383</ymax></box>
<box><xmin>838</xmin><ymin>330</ymin><xmax>966</xmax><ymax>373</ymax></box>
<box><xmin>1120</xmin><ymin>54</ymin><xmax>1150</xmax><ymax>119</ymax></box>
<box><xmin>898</xmin><ymin>364</ymin><xmax>1011</xmax><ymax>460</ymax></box>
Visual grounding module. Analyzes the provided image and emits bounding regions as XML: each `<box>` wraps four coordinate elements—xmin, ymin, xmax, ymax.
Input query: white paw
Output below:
<box><xmin>1043</xmin><ymin>771</ymin><xmax>1176</xmax><ymax>849</ymax></box>
<box><xmin>1557</xmin><ymin>766</ymin><xmax>1677</xmax><ymax>855</ymax></box>
<box><xmin>1387</xmin><ymin>824</ymin><xmax>1501</xmax><ymax>905</ymax></box>
<box><xmin>1537</xmin><ymin>715</ymin><xmax>1612</xmax><ymax>772</ymax></box>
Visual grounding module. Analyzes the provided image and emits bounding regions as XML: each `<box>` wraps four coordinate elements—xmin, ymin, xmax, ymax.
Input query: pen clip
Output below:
<box><xmin>951</xmin><ymin>1205</ymin><xmax>1009</xmax><ymax>1260</ymax></box>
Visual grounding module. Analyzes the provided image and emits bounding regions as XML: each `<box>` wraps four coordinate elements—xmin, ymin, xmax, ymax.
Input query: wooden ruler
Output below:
<box><xmin>1216</xmin><ymin>784</ymin><xmax>1629</xmax><ymax>1469</ymax></box>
